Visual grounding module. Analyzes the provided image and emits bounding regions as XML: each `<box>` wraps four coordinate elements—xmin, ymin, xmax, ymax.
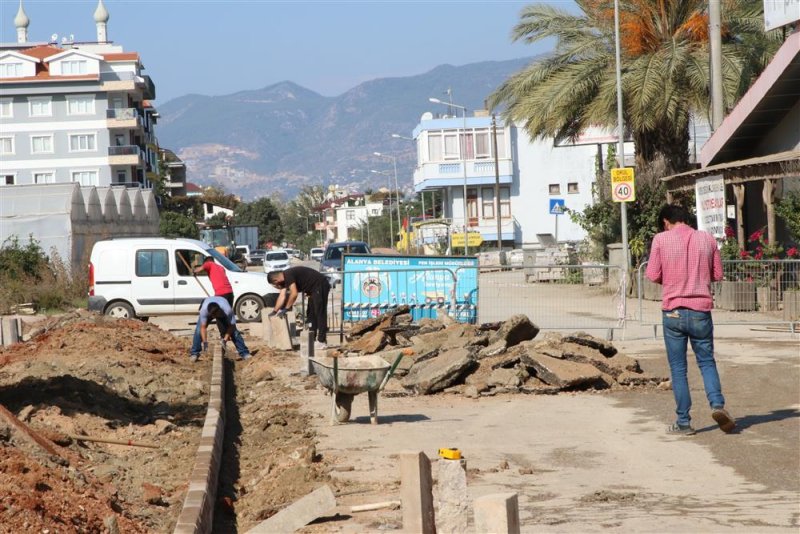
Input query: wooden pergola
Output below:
<box><xmin>662</xmin><ymin>150</ymin><xmax>800</xmax><ymax>248</ymax></box>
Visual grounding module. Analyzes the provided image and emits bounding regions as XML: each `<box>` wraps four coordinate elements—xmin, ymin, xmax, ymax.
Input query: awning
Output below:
<box><xmin>662</xmin><ymin>149</ymin><xmax>800</xmax><ymax>192</ymax></box>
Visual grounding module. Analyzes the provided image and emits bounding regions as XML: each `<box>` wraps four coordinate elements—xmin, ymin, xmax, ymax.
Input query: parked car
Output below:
<box><xmin>320</xmin><ymin>241</ymin><xmax>371</xmax><ymax>285</ymax></box>
<box><xmin>309</xmin><ymin>247</ymin><xmax>324</xmax><ymax>261</ymax></box>
<box><xmin>286</xmin><ymin>248</ymin><xmax>305</xmax><ymax>261</ymax></box>
<box><xmin>88</xmin><ymin>238</ymin><xmax>278</xmax><ymax>322</ymax></box>
<box><xmin>249</xmin><ymin>248</ymin><xmax>266</xmax><ymax>265</ymax></box>
<box><xmin>263</xmin><ymin>249</ymin><xmax>291</xmax><ymax>272</ymax></box>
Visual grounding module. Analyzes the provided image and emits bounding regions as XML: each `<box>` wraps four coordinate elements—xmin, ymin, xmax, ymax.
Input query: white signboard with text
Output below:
<box><xmin>764</xmin><ymin>0</ymin><xmax>800</xmax><ymax>30</ymax></box>
<box><xmin>695</xmin><ymin>175</ymin><xmax>726</xmax><ymax>239</ymax></box>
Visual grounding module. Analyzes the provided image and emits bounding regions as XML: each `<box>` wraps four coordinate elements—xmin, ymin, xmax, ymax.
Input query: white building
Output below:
<box><xmin>335</xmin><ymin>195</ymin><xmax>385</xmax><ymax>241</ymax></box>
<box><xmin>411</xmin><ymin>111</ymin><xmax>607</xmax><ymax>248</ymax></box>
<box><xmin>0</xmin><ymin>0</ymin><xmax>159</xmax><ymax>189</ymax></box>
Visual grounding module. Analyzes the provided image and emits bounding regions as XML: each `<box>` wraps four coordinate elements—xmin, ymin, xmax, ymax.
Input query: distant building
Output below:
<box><xmin>0</xmin><ymin>0</ymin><xmax>159</xmax><ymax>189</ymax></box>
<box><xmin>313</xmin><ymin>193</ymin><xmax>384</xmax><ymax>243</ymax></box>
<box><xmin>185</xmin><ymin>182</ymin><xmax>203</xmax><ymax>197</ymax></box>
<box><xmin>411</xmin><ymin>111</ymin><xmax>601</xmax><ymax>248</ymax></box>
<box><xmin>160</xmin><ymin>148</ymin><xmax>186</xmax><ymax>197</ymax></box>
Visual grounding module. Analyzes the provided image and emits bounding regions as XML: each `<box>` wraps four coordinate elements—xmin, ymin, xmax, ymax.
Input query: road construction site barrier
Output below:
<box><xmin>637</xmin><ymin>259</ymin><xmax>800</xmax><ymax>331</ymax></box>
<box><xmin>459</xmin><ymin>264</ymin><xmax>625</xmax><ymax>331</ymax></box>
<box><xmin>335</xmin><ymin>267</ymin><xmax>478</xmax><ymax>326</ymax></box>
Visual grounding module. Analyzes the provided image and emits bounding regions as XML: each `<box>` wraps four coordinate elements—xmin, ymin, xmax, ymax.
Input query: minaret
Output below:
<box><xmin>94</xmin><ymin>0</ymin><xmax>109</xmax><ymax>43</ymax></box>
<box><xmin>15</xmin><ymin>0</ymin><xmax>30</xmax><ymax>44</ymax></box>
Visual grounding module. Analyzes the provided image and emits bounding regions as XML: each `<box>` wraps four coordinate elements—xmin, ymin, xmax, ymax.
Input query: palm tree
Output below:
<box><xmin>489</xmin><ymin>0</ymin><xmax>780</xmax><ymax>173</ymax></box>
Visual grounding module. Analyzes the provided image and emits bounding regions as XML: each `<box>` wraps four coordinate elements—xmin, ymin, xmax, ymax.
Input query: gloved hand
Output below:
<box><xmin>202</xmin><ymin>341</ymin><xmax>209</xmax><ymax>352</ymax></box>
<box><xmin>275</xmin><ymin>308</ymin><xmax>287</xmax><ymax>318</ymax></box>
<box><xmin>267</xmin><ymin>310</ymin><xmax>278</xmax><ymax>317</ymax></box>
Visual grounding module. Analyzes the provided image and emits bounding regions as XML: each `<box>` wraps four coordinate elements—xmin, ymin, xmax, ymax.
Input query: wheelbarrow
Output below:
<box><xmin>310</xmin><ymin>353</ymin><xmax>404</xmax><ymax>425</ymax></box>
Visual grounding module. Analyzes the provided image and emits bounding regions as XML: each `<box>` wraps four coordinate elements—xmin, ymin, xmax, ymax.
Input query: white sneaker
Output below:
<box><xmin>313</xmin><ymin>341</ymin><xmax>327</xmax><ymax>351</ymax></box>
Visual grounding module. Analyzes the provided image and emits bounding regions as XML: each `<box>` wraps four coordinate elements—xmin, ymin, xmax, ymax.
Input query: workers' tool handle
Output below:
<box><xmin>379</xmin><ymin>352</ymin><xmax>405</xmax><ymax>391</ymax></box>
<box><xmin>176</xmin><ymin>252</ymin><xmax>210</xmax><ymax>297</ymax></box>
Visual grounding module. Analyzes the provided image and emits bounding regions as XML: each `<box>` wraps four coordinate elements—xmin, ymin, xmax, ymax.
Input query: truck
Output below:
<box><xmin>233</xmin><ymin>225</ymin><xmax>259</xmax><ymax>251</ymax></box>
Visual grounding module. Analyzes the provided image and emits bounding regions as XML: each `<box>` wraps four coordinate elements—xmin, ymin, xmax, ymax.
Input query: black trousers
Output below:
<box><xmin>306</xmin><ymin>281</ymin><xmax>330</xmax><ymax>343</ymax></box>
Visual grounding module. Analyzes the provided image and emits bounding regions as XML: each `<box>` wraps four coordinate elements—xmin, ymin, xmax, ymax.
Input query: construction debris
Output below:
<box><xmin>336</xmin><ymin>314</ymin><xmax>667</xmax><ymax>396</ymax></box>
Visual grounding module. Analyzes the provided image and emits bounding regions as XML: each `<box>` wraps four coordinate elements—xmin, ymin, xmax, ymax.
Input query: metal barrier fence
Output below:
<box><xmin>637</xmin><ymin>259</ymin><xmax>800</xmax><ymax>330</ymax></box>
<box><xmin>325</xmin><ymin>263</ymin><xmax>626</xmax><ymax>334</ymax></box>
<box><xmin>467</xmin><ymin>264</ymin><xmax>625</xmax><ymax>331</ymax></box>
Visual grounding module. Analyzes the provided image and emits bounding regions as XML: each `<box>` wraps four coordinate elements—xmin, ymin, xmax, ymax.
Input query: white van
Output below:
<box><xmin>88</xmin><ymin>238</ymin><xmax>278</xmax><ymax>322</ymax></box>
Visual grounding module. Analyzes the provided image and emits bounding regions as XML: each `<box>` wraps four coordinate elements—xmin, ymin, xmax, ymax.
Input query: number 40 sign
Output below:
<box><xmin>611</xmin><ymin>168</ymin><xmax>636</xmax><ymax>203</ymax></box>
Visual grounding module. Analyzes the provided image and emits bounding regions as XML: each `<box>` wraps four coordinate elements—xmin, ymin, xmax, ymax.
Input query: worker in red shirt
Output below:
<box><xmin>646</xmin><ymin>204</ymin><xmax>734</xmax><ymax>436</ymax></box>
<box><xmin>194</xmin><ymin>256</ymin><xmax>234</xmax><ymax>307</ymax></box>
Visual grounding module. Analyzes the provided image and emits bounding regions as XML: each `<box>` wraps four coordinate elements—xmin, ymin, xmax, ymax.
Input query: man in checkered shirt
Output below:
<box><xmin>646</xmin><ymin>204</ymin><xmax>736</xmax><ymax>436</ymax></box>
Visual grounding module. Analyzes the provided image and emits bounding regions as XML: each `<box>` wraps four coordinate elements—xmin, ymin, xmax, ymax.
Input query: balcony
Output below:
<box><xmin>108</xmin><ymin>145</ymin><xmax>143</xmax><ymax>165</ymax></box>
<box><xmin>413</xmin><ymin>158</ymin><xmax>514</xmax><ymax>192</ymax></box>
<box><xmin>106</xmin><ymin>108</ymin><xmax>142</xmax><ymax>130</ymax></box>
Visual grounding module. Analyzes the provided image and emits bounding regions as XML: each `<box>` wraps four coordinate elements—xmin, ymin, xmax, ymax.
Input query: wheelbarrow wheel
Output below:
<box><xmin>335</xmin><ymin>393</ymin><xmax>354</xmax><ymax>423</ymax></box>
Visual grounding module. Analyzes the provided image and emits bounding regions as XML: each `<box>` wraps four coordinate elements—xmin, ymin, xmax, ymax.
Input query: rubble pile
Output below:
<box><xmin>334</xmin><ymin>310</ymin><xmax>667</xmax><ymax>396</ymax></box>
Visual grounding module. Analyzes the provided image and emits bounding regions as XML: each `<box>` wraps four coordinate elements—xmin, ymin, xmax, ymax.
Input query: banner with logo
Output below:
<box><xmin>342</xmin><ymin>254</ymin><xmax>479</xmax><ymax>323</ymax></box>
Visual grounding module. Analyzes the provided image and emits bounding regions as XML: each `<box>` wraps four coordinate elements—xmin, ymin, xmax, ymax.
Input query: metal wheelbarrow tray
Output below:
<box><xmin>310</xmin><ymin>354</ymin><xmax>403</xmax><ymax>424</ymax></box>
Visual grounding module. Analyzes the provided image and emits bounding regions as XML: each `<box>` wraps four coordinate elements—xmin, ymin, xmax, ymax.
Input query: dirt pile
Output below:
<box><xmin>0</xmin><ymin>310</ymin><xmax>204</xmax><ymax>532</ymax></box>
<box><xmin>336</xmin><ymin>313</ymin><xmax>667</xmax><ymax>396</ymax></box>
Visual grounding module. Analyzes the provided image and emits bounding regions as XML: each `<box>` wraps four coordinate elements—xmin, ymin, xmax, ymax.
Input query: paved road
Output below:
<box><xmin>271</xmin><ymin>327</ymin><xmax>799</xmax><ymax>532</ymax></box>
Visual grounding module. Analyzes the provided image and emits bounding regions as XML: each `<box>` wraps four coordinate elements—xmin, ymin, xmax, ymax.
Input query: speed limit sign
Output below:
<box><xmin>611</xmin><ymin>168</ymin><xmax>636</xmax><ymax>202</ymax></box>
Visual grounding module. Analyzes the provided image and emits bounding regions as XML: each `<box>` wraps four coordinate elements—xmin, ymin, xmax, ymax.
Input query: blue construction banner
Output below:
<box><xmin>342</xmin><ymin>254</ymin><xmax>479</xmax><ymax>323</ymax></box>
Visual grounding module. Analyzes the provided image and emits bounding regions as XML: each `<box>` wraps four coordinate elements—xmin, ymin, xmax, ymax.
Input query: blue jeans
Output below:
<box><xmin>662</xmin><ymin>309</ymin><xmax>725</xmax><ymax>426</ymax></box>
<box><xmin>191</xmin><ymin>319</ymin><xmax>249</xmax><ymax>358</ymax></box>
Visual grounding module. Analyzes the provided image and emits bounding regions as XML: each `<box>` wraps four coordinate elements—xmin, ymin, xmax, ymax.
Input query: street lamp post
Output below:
<box><xmin>391</xmin><ymin>133</ymin><xmax>426</xmax><ymax>223</ymax></box>
<box><xmin>429</xmin><ymin>97</ymin><xmax>469</xmax><ymax>255</ymax></box>
<box><xmin>374</xmin><ymin>152</ymin><xmax>403</xmax><ymax>251</ymax></box>
<box><xmin>370</xmin><ymin>169</ymin><xmax>394</xmax><ymax>249</ymax></box>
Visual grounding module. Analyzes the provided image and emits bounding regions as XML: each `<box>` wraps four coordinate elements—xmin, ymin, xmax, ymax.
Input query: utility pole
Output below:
<box><xmin>491</xmin><ymin>115</ymin><xmax>502</xmax><ymax>251</ymax></box>
<box><xmin>709</xmin><ymin>0</ymin><xmax>724</xmax><ymax>129</ymax></box>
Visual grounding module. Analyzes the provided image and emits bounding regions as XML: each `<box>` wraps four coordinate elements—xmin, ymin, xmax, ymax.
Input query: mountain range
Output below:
<box><xmin>156</xmin><ymin>56</ymin><xmax>536</xmax><ymax>200</ymax></box>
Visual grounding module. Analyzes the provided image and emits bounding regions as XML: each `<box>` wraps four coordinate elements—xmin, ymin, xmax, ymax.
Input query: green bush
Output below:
<box><xmin>0</xmin><ymin>237</ymin><xmax>88</xmax><ymax>314</ymax></box>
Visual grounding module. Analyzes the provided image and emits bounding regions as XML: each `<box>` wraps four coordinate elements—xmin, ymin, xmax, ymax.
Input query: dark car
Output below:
<box><xmin>249</xmin><ymin>249</ymin><xmax>266</xmax><ymax>265</ymax></box>
<box><xmin>320</xmin><ymin>241</ymin><xmax>371</xmax><ymax>284</ymax></box>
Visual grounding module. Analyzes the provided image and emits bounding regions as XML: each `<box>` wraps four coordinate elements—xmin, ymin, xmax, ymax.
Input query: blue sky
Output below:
<box><xmin>0</xmin><ymin>0</ymin><xmax>577</xmax><ymax>103</ymax></box>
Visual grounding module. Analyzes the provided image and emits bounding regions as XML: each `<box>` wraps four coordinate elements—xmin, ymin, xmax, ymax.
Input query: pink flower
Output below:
<box><xmin>749</xmin><ymin>229</ymin><xmax>763</xmax><ymax>242</ymax></box>
<box><xmin>754</xmin><ymin>250</ymin><xmax>764</xmax><ymax>260</ymax></box>
<box><xmin>740</xmin><ymin>250</ymin><xmax>751</xmax><ymax>259</ymax></box>
<box><xmin>724</xmin><ymin>226</ymin><xmax>735</xmax><ymax>238</ymax></box>
<box><xmin>788</xmin><ymin>247</ymin><xmax>799</xmax><ymax>258</ymax></box>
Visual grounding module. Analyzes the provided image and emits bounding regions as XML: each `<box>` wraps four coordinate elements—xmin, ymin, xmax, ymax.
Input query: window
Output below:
<box><xmin>443</xmin><ymin>132</ymin><xmax>459</xmax><ymax>159</ymax></box>
<box><xmin>371</xmin><ymin>208</ymin><xmax>380</xmax><ymax>216</ymax></box>
<box><xmin>0</xmin><ymin>136</ymin><xmax>14</xmax><ymax>155</ymax></box>
<box><xmin>67</xmin><ymin>95</ymin><xmax>94</xmax><ymax>115</ymax></box>
<box><xmin>29</xmin><ymin>97</ymin><xmax>52</xmax><ymax>117</ymax></box>
<box><xmin>136</xmin><ymin>249</ymin><xmax>169</xmax><ymax>277</ymax></box>
<box><xmin>549</xmin><ymin>184</ymin><xmax>561</xmax><ymax>195</ymax></box>
<box><xmin>0</xmin><ymin>99</ymin><xmax>12</xmax><ymax>118</ymax></box>
<box><xmin>61</xmin><ymin>60</ymin><xmax>88</xmax><ymax>75</ymax></box>
<box><xmin>427</xmin><ymin>133</ymin><xmax>442</xmax><ymax>162</ymax></box>
<box><xmin>475</xmin><ymin>131</ymin><xmax>490</xmax><ymax>159</ymax></box>
<box><xmin>116</xmin><ymin>170</ymin><xmax>127</xmax><ymax>184</ymax></box>
<box><xmin>0</xmin><ymin>62</ymin><xmax>23</xmax><ymax>78</ymax></box>
<box><xmin>31</xmin><ymin>135</ymin><xmax>53</xmax><ymax>154</ymax></box>
<box><xmin>176</xmin><ymin>250</ymin><xmax>204</xmax><ymax>277</ymax></box>
<box><xmin>494</xmin><ymin>129</ymin><xmax>506</xmax><ymax>159</ymax></box>
<box><xmin>500</xmin><ymin>187</ymin><xmax>511</xmax><ymax>219</ymax></box>
<box><xmin>33</xmin><ymin>172</ymin><xmax>55</xmax><ymax>184</ymax></box>
<box><xmin>568</xmin><ymin>182</ymin><xmax>579</xmax><ymax>194</ymax></box>
<box><xmin>481</xmin><ymin>188</ymin><xmax>495</xmax><ymax>219</ymax></box>
<box><xmin>1</xmin><ymin>174</ymin><xmax>14</xmax><ymax>186</ymax></box>
<box><xmin>69</xmin><ymin>133</ymin><xmax>96</xmax><ymax>152</ymax></box>
<box><xmin>71</xmin><ymin>170</ymin><xmax>98</xmax><ymax>186</ymax></box>
<box><xmin>346</xmin><ymin>210</ymin><xmax>356</xmax><ymax>221</ymax></box>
